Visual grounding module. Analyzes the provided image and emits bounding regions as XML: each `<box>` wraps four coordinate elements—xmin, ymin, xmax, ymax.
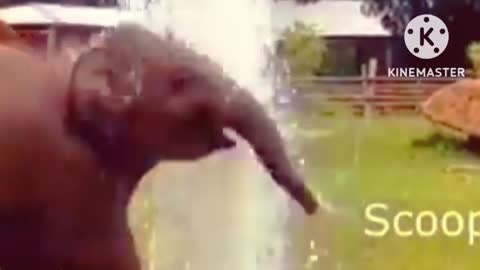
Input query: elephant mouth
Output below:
<box><xmin>151</xmin><ymin>127</ymin><xmax>237</xmax><ymax>162</ymax></box>
<box><xmin>181</xmin><ymin>129</ymin><xmax>237</xmax><ymax>159</ymax></box>
<box><xmin>210</xmin><ymin>130</ymin><xmax>236</xmax><ymax>150</ymax></box>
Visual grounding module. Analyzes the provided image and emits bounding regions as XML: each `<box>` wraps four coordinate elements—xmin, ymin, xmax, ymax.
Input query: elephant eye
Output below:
<box><xmin>171</xmin><ymin>72</ymin><xmax>196</xmax><ymax>93</ymax></box>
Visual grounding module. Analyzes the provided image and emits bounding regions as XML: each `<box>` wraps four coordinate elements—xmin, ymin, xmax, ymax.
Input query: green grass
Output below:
<box><xmin>128</xmin><ymin>103</ymin><xmax>480</xmax><ymax>270</ymax></box>
<box><xmin>288</xmin><ymin>105</ymin><xmax>480</xmax><ymax>270</ymax></box>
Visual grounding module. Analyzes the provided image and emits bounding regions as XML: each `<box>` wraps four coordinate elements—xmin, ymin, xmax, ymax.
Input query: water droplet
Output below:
<box><xmin>309</xmin><ymin>254</ymin><xmax>318</xmax><ymax>262</ymax></box>
<box><xmin>309</xmin><ymin>240</ymin><xmax>316</xmax><ymax>250</ymax></box>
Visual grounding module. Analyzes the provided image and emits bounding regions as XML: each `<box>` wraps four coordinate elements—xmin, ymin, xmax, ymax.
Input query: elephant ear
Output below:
<box><xmin>69</xmin><ymin>48</ymin><xmax>140</xmax><ymax>119</ymax></box>
<box><xmin>70</xmin><ymin>48</ymin><xmax>111</xmax><ymax>96</ymax></box>
<box><xmin>67</xmin><ymin>48</ymin><xmax>134</xmax><ymax>154</ymax></box>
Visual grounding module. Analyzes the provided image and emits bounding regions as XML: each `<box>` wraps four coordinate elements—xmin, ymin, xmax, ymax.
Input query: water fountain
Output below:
<box><xmin>120</xmin><ymin>1</ymin><xmax>296</xmax><ymax>270</ymax></box>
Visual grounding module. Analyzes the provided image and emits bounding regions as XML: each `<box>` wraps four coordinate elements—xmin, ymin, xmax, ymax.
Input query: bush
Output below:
<box><xmin>280</xmin><ymin>21</ymin><xmax>328</xmax><ymax>77</ymax></box>
<box><xmin>467</xmin><ymin>41</ymin><xmax>480</xmax><ymax>77</ymax></box>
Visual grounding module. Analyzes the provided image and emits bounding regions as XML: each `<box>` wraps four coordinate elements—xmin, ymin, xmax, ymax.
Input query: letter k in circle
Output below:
<box><xmin>420</xmin><ymin>27</ymin><xmax>434</xmax><ymax>46</ymax></box>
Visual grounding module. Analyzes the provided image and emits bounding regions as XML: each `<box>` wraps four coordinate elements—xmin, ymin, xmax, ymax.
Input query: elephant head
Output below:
<box><xmin>67</xmin><ymin>23</ymin><xmax>318</xmax><ymax>215</ymax></box>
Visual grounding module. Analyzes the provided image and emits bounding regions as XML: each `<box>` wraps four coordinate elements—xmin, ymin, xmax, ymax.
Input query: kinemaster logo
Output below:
<box><xmin>404</xmin><ymin>14</ymin><xmax>449</xmax><ymax>59</ymax></box>
<box><xmin>388</xmin><ymin>14</ymin><xmax>465</xmax><ymax>78</ymax></box>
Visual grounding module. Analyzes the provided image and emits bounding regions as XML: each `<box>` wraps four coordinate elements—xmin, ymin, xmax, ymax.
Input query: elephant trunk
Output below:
<box><xmin>225</xmin><ymin>90</ymin><xmax>318</xmax><ymax>215</ymax></box>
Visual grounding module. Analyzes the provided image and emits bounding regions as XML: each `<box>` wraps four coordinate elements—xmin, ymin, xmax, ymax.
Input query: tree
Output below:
<box><xmin>279</xmin><ymin>21</ymin><xmax>327</xmax><ymax>77</ymax></box>
<box><xmin>361</xmin><ymin>0</ymin><xmax>480</xmax><ymax>68</ymax></box>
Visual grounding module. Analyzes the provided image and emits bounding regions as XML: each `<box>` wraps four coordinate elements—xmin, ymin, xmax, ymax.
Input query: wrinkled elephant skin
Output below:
<box><xmin>0</xmin><ymin>23</ymin><xmax>318</xmax><ymax>270</ymax></box>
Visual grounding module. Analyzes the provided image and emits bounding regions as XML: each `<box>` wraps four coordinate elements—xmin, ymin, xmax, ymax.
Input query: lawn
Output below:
<box><xmin>128</xmin><ymin>103</ymin><xmax>480</xmax><ymax>270</ymax></box>
<box><xmin>288</xmin><ymin>103</ymin><xmax>480</xmax><ymax>270</ymax></box>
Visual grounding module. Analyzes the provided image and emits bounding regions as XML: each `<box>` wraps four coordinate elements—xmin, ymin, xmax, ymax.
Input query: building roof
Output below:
<box><xmin>1</xmin><ymin>1</ymin><xmax>391</xmax><ymax>37</ymax></box>
<box><xmin>274</xmin><ymin>0</ymin><xmax>391</xmax><ymax>37</ymax></box>
<box><xmin>0</xmin><ymin>3</ymin><xmax>140</xmax><ymax>26</ymax></box>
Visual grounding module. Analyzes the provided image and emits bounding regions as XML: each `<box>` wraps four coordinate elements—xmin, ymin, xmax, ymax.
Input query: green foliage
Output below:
<box><xmin>412</xmin><ymin>133</ymin><xmax>464</xmax><ymax>157</ymax></box>
<box><xmin>362</xmin><ymin>0</ymin><xmax>480</xmax><ymax>33</ymax></box>
<box><xmin>467</xmin><ymin>41</ymin><xmax>480</xmax><ymax>77</ymax></box>
<box><xmin>281</xmin><ymin>21</ymin><xmax>328</xmax><ymax>77</ymax></box>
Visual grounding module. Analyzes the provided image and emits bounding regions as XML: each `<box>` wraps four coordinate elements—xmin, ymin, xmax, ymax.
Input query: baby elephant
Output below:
<box><xmin>0</xmin><ymin>22</ymin><xmax>318</xmax><ymax>270</ymax></box>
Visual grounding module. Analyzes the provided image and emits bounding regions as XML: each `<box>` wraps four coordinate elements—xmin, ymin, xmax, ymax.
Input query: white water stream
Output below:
<box><xmin>122</xmin><ymin>1</ymin><xmax>295</xmax><ymax>270</ymax></box>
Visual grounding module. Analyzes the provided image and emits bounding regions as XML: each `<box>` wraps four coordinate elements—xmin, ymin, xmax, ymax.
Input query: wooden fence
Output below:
<box><xmin>290</xmin><ymin>76</ymin><xmax>459</xmax><ymax>116</ymax></box>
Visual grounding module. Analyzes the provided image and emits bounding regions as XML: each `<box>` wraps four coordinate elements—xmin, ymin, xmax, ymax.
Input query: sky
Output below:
<box><xmin>272</xmin><ymin>0</ymin><xmax>389</xmax><ymax>36</ymax></box>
